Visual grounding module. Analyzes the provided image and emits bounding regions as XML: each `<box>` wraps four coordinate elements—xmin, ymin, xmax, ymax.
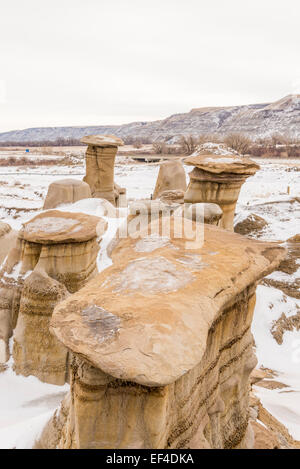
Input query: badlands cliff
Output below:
<box><xmin>0</xmin><ymin>95</ymin><xmax>299</xmax><ymax>143</ymax></box>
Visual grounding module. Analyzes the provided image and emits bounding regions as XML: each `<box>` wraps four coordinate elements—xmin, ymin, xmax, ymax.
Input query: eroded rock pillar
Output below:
<box><xmin>40</xmin><ymin>220</ymin><xmax>285</xmax><ymax>448</ymax></box>
<box><xmin>0</xmin><ymin>210</ymin><xmax>107</xmax><ymax>383</ymax></box>
<box><xmin>81</xmin><ymin>134</ymin><xmax>125</xmax><ymax>206</ymax></box>
<box><xmin>184</xmin><ymin>154</ymin><xmax>259</xmax><ymax>231</ymax></box>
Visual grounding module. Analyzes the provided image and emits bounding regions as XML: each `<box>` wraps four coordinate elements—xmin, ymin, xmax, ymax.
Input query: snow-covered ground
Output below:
<box><xmin>0</xmin><ymin>155</ymin><xmax>299</xmax><ymax>447</ymax></box>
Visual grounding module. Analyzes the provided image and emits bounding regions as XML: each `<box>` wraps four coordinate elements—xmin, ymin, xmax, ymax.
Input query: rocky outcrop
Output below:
<box><xmin>39</xmin><ymin>220</ymin><xmax>285</xmax><ymax>448</ymax></box>
<box><xmin>81</xmin><ymin>134</ymin><xmax>126</xmax><ymax>206</ymax></box>
<box><xmin>184</xmin><ymin>153</ymin><xmax>259</xmax><ymax>231</ymax></box>
<box><xmin>0</xmin><ymin>210</ymin><xmax>107</xmax><ymax>384</ymax></box>
<box><xmin>234</xmin><ymin>213</ymin><xmax>268</xmax><ymax>237</ymax></box>
<box><xmin>43</xmin><ymin>179</ymin><xmax>91</xmax><ymax>210</ymax></box>
<box><xmin>0</xmin><ymin>221</ymin><xmax>18</xmax><ymax>265</ymax></box>
<box><xmin>249</xmin><ymin>372</ymin><xmax>300</xmax><ymax>449</ymax></box>
<box><xmin>153</xmin><ymin>160</ymin><xmax>187</xmax><ymax>199</ymax></box>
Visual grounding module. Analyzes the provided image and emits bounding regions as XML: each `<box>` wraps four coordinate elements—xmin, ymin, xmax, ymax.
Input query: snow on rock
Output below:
<box><xmin>25</xmin><ymin>217</ymin><xmax>79</xmax><ymax>234</ymax></box>
<box><xmin>191</xmin><ymin>142</ymin><xmax>240</xmax><ymax>157</ymax></box>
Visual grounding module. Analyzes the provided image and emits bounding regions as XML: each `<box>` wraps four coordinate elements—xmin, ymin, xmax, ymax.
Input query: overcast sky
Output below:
<box><xmin>0</xmin><ymin>0</ymin><xmax>299</xmax><ymax>132</ymax></box>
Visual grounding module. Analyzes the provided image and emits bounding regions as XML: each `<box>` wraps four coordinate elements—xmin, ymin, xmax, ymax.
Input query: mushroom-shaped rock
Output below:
<box><xmin>43</xmin><ymin>179</ymin><xmax>91</xmax><ymax>210</ymax></box>
<box><xmin>48</xmin><ymin>220</ymin><xmax>285</xmax><ymax>448</ymax></box>
<box><xmin>0</xmin><ymin>221</ymin><xmax>18</xmax><ymax>265</ymax></box>
<box><xmin>184</xmin><ymin>153</ymin><xmax>260</xmax><ymax>231</ymax></box>
<box><xmin>81</xmin><ymin>134</ymin><xmax>125</xmax><ymax>207</ymax></box>
<box><xmin>0</xmin><ymin>210</ymin><xmax>106</xmax><ymax>383</ymax></box>
<box><xmin>153</xmin><ymin>160</ymin><xmax>187</xmax><ymax>199</ymax></box>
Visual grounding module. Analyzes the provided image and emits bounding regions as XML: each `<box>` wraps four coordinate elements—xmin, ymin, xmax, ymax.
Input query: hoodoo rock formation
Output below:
<box><xmin>38</xmin><ymin>219</ymin><xmax>285</xmax><ymax>449</ymax></box>
<box><xmin>153</xmin><ymin>160</ymin><xmax>187</xmax><ymax>199</ymax></box>
<box><xmin>43</xmin><ymin>179</ymin><xmax>91</xmax><ymax>210</ymax></box>
<box><xmin>184</xmin><ymin>153</ymin><xmax>260</xmax><ymax>231</ymax></box>
<box><xmin>0</xmin><ymin>210</ymin><xmax>106</xmax><ymax>384</ymax></box>
<box><xmin>81</xmin><ymin>134</ymin><xmax>126</xmax><ymax>206</ymax></box>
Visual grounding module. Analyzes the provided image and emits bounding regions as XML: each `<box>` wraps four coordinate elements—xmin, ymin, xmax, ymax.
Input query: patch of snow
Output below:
<box><xmin>191</xmin><ymin>142</ymin><xmax>240</xmax><ymax>157</ymax></box>
<box><xmin>25</xmin><ymin>217</ymin><xmax>79</xmax><ymax>234</ymax></box>
<box><xmin>0</xmin><ymin>365</ymin><xmax>68</xmax><ymax>449</ymax></box>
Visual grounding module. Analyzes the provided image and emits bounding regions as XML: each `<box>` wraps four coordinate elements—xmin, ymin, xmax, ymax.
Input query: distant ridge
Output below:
<box><xmin>0</xmin><ymin>95</ymin><xmax>299</xmax><ymax>143</ymax></box>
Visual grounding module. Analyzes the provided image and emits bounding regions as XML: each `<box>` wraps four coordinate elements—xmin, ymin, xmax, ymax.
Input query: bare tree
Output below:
<box><xmin>224</xmin><ymin>133</ymin><xmax>252</xmax><ymax>155</ymax></box>
<box><xmin>152</xmin><ymin>142</ymin><xmax>166</xmax><ymax>154</ymax></box>
<box><xmin>179</xmin><ymin>135</ymin><xmax>198</xmax><ymax>155</ymax></box>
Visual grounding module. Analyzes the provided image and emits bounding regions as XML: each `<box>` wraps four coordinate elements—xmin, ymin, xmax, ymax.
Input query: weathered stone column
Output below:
<box><xmin>81</xmin><ymin>134</ymin><xmax>124</xmax><ymax>206</ymax></box>
<box><xmin>184</xmin><ymin>154</ymin><xmax>259</xmax><ymax>231</ymax></box>
<box><xmin>0</xmin><ymin>210</ymin><xmax>107</xmax><ymax>383</ymax></box>
<box><xmin>39</xmin><ymin>220</ymin><xmax>285</xmax><ymax>449</ymax></box>
<box><xmin>153</xmin><ymin>160</ymin><xmax>187</xmax><ymax>199</ymax></box>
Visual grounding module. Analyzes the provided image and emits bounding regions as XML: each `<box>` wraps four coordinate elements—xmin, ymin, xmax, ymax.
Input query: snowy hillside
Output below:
<box><xmin>0</xmin><ymin>95</ymin><xmax>299</xmax><ymax>143</ymax></box>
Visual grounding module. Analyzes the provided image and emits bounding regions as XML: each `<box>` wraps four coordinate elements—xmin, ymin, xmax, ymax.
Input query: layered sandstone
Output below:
<box><xmin>184</xmin><ymin>154</ymin><xmax>260</xmax><ymax>231</ymax></box>
<box><xmin>0</xmin><ymin>210</ymin><xmax>106</xmax><ymax>384</ymax></box>
<box><xmin>153</xmin><ymin>160</ymin><xmax>187</xmax><ymax>199</ymax></box>
<box><xmin>43</xmin><ymin>179</ymin><xmax>91</xmax><ymax>210</ymax></box>
<box><xmin>40</xmin><ymin>220</ymin><xmax>285</xmax><ymax>448</ymax></box>
<box><xmin>81</xmin><ymin>134</ymin><xmax>125</xmax><ymax>206</ymax></box>
<box><xmin>159</xmin><ymin>189</ymin><xmax>185</xmax><ymax>205</ymax></box>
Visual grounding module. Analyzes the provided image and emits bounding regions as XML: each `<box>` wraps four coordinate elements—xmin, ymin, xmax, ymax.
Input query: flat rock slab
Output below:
<box><xmin>184</xmin><ymin>153</ymin><xmax>260</xmax><ymax>175</ymax></box>
<box><xmin>80</xmin><ymin>134</ymin><xmax>124</xmax><ymax>147</ymax></box>
<box><xmin>51</xmin><ymin>220</ymin><xmax>285</xmax><ymax>387</ymax></box>
<box><xmin>20</xmin><ymin>210</ymin><xmax>106</xmax><ymax>244</ymax></box>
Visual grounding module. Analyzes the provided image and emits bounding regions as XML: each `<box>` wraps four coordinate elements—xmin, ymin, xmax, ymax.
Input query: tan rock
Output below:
<box><xmin>0</xmin><ymin>210</ymin><xmax>107</xmax><ymax>384</ymax></box>
<box><xmin>251</xmin><ymin>421</ymin><xmax>280</xmax><ymax>449</ymax></box>
<box><xmin>81</xmin><ymin>134</ymin><xmax>125</xmax><ymax>206</ymax></box>
<box><xmin>43</xmin><ymin>179</ymin><xmax>91</xmax><ymax>210</ymax></box>
<box><xmin>257</xmin><ymin>400</ymin><xmax>300</xmax><ymax>449</ymax></box>
<box><xmin>21</xmin><ymin>209</ymin><xmax>106</xmax><ymax>245</ymax></box>
<box><xmin>184</xmin><ymin>153</ymin><xmax>260</xmax><ymax>231</ymax></box>
<box><xmin>153</xmin><ymin>160</ymin><xmax>187</xmax><ymax>199</ymax></box>
<box><xmin>250</xmin><ymin>368</ymin><xmax>268</xmax><ymax>385</ymax></box>
<box><xmin>184</xmin><ymin>203</ymin><xmax>223</xmax><ymax>226</ymax></box>
<box><xmin>159</xmin><ymin>189</ymin><xmax>185</xmax><ymax>205</ymax></box>
<box><xmin>0</xmin><ymin>221</ymin><xmax>18</xmax><ymax>265</ymax></box>
<box><xmin>0</xmin><ymin>221</ymin><xmax>11</xmax><ymax>238</ymax></box>
<box><xmin>44</xmin><ymin>220</ymin><xmax>285</xmax><ymax>448</ymax></box>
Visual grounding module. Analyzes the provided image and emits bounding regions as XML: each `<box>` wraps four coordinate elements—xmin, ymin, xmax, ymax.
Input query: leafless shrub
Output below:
<box><xmin>152</xmin><ymin>142</ymin><xmax>166</xmax><ymax>154</ymax></box>
<box><xmin>133</xmin><ymin>140</ymin><xmax>142</xmax><ymax>149</ymax></box>
<box><xmin>224</xmin><ymin>133</ymin><xmax>252</xmax><ymax>155</ymax></box>
<box><xmin>179</xmin><ymin>135</ymin><xmax>198</xmax><ymax>155</ymax></box>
